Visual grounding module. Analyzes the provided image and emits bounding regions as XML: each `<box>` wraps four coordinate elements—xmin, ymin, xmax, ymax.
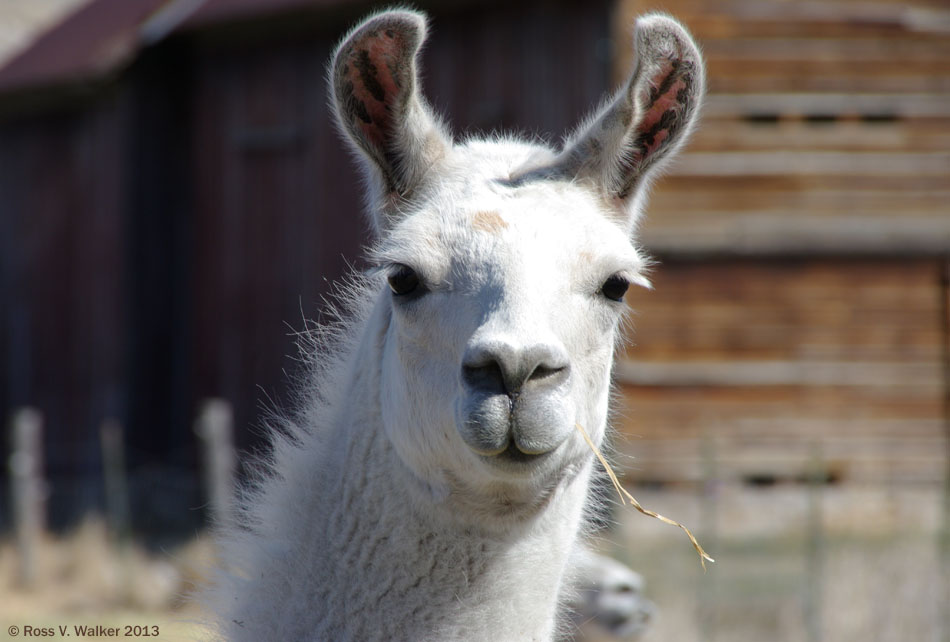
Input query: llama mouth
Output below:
<box><xmin>459</xmin><ymin>398</ymin><xmax>573</xmax><ymax>465</ymax></box>
<box><xmin>495</xmin><ymin>439</ymin><xmax>552</xmax><ymax>464</ymax></box>
<box><xmin>473</xmin><ymin>434</ymin><xmax>564</xmax><ymax>471</ymax></box>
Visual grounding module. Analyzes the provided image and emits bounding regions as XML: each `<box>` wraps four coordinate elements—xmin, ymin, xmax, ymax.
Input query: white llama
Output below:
<box><xmin>207</xmin><ymin>9</ymin><xmax>703</xmax><ymax>641</ymax></box>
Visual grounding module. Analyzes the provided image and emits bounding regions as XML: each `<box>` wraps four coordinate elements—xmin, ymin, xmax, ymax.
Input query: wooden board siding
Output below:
<box><xmin>619</xmin><ymin>0</ymin><xmax>950</xmax><ymax>93</ymax></box>
<box><xmin>616</xmin><ymin>0</ymin><xmax>950</xmax><ymax>256</ymax></box>
<box><xmin>604</xmin><ymin>1</ymin><xmax>949</xmax><ymax>486</ymax></box>
<box><xmin>613</xmin><ymin>258</ymin><xmax>945</xmax><ymax>485</ymax></box>
<box><xmin>188</xmin><ymin>35</ymin><xmax>365</xmax><ymax>453</ymax></box>
<box><xmin>0</xmin><ymin>99</ymin><xmax>128</xmax><ymax>525</ymax></box>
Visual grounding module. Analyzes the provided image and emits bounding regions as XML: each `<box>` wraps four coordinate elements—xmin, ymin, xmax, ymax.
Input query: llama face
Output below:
<box><xmin>331</xmin><ymin>10</ymin><xmax>702</xmax><ymax>509</ymax></box>
<box><xmin>371</xmin><ymin>146</ymin><xmax>649</xmax><ymax>495</ymax></box>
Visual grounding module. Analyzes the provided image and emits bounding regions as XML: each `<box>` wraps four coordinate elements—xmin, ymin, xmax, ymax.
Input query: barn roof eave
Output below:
<box><xmin>0</xmin><ymin>0</ymin><xmax>367</xmax><ymax>100</ymax></box>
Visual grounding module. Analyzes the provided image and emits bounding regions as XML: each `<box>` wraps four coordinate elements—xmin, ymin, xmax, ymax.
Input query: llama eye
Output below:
<box><xmin>387</xmin><ymin>264</ymin><xmax>420</xmax><ymax>296</ymax></box>
<box><xmin>599</xmin><ymin>274</ymin><xmax>630</xmax><ymax>302</ymax></box>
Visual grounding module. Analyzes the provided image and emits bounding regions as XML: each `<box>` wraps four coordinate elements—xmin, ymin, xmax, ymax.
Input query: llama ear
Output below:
<box><xmin>557</xmin><ymin>14</ymin><xmax>703</xmax><ymax>228</ymax></box>
<box><xmin>331</xmin><ymin>10</ymin><xmax>451</xmax><ymax>234</ymax></box>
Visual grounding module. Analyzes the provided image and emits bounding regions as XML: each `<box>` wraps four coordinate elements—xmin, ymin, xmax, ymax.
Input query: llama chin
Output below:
<box><xmin>205</xmin><ymin>9</ymin><xmax>703</xmax><ymax>642</ymax></box>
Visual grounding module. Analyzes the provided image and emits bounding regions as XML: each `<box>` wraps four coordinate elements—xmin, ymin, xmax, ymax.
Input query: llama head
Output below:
<box><xmin>331</xmin><ymin>10</ymin><xmax>702</xmax><ymax>519</ymax></box>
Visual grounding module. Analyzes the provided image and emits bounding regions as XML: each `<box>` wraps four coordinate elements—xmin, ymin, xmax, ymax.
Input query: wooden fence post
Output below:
<box><xmin>8</xmin><ymin>407</ymin><xmax>45</xmax><ymax>588</ymax></box>
<box><xmin>698</xmin><ymin>429</ymin><xmax>719</xmax><ymax>642</ymax></box>
<box><xmin>939</xmin><ymin>258</ymin><xmax>950</xmax><ymax>642</ymax></box>
<box><xmin>100</xmin><ymin>418</ymin><xmax>131</xmax><ymax>542</ymax></box>
<box><xmin>195</xmin><ymin>399</ymin><xmax>236</xmax><ymax>526</ymax></box>
<box><xmin>100</xmin><ymin>418</ymin><xmax>133</xmax><ymax>602</ymax></box>
<box><xmin>804</xmin><ymin>441</ymin><xmax>826</xmax><ymax>642</ymax></box>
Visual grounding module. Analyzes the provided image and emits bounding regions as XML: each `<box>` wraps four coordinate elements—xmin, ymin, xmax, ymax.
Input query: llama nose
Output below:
<box><xmin>462</xmin><ymin>340</ymin><xmax>570</xmax><ymax>397</ymax></box>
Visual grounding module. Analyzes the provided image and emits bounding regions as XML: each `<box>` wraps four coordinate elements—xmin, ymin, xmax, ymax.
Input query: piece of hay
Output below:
<box><xmin>575</xmin><ymin>423</ymin><xmax>715</xmax><ymax>571</ymax></box>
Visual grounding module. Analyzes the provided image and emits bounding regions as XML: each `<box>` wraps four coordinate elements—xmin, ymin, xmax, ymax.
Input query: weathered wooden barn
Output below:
<box><xmin>0</xmin><ymin>0</ymin><xmax>614</xmax><ymax>531</ymax></box>
<box><xmin>0</xmin><ymin>0</ymin><xmax>946</xmax><ymax>535</ymax></box>
<box><xmin>613</xmin><ymin>0</ymin><xmax>949</xmax><ymax>488</ymax></box>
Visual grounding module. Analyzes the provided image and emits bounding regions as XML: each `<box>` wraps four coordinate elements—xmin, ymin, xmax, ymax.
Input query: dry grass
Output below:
<box><xmin>0</xmin><ymin>484</ymin><xmax>945</xmax><ymax>642</ymax></box>
<box><xmin>0</xmin><ymin>518</ymin><xmax>212</xmax><ymax>641</ymax></box>
<box><xmin>576</xmin><ymin>422</ymin><xmax>714</xmax><ymax>569</ymax></box>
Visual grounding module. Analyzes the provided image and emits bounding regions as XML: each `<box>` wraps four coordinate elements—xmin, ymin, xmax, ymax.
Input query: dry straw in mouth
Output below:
<box><xmin>575</xmin><ymin>423</ymin><xmax>715</xmax><ymax>571</ymax></box>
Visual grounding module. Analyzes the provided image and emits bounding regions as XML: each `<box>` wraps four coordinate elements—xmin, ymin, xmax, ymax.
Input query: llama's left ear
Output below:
<box><xmin>331</xmin><ymin>10</ymin><xmax>452</xmax><ymax>235</ymax></box>
<box><xmin>557</xmin><ymin>14</ymin><xmax>704</xmax><ymax>230</ymax></box>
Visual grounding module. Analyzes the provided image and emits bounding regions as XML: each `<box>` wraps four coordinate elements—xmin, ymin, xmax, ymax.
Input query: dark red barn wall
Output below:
<box><xmin>0</xmin><ymin>97</ymin><xmax>128</xmax><ymax>527</ymax></box>
<box><xmin>0</xmin><ymin>0</ymin><xmax>612</xmax><ymax>533</ymax></box>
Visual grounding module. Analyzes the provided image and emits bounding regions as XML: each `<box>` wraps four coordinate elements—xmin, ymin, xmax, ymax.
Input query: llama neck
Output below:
<box><xmin>312</xmin><ymin>316</ymin><xmax>593</xmax><ymax>641</ymax></box>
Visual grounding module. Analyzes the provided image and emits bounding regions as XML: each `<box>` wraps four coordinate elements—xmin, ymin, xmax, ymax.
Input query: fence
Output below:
<box><xmin>4</xmin><ymin>401</ymin><xmax>236</xmax><ymax>589</ymax></box>
<box><xmin>607</xmin><ymin>434</ymin><xmax>950</xmax><ymax>642</ymax></box>
<box><xmin>5</xmin><ymin>401</ymin><xmax>949</xmax><ymax>642</ymax></box>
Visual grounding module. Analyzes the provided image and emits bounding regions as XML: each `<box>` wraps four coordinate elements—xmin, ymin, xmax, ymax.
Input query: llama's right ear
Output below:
<box><xmin>331</xmin><ymin>10</ymin><xmax>451</xmax><ymax>235</ymax></box>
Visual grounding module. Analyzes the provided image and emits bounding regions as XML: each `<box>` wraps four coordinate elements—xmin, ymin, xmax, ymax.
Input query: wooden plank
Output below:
<box><xmin>705</xmin><ymin>73</ymin><xmax>950</xmax><ymax>94</ymax></box>
<box><xmin>676</xmin><ymin>16</ymin><xmax>950</xmax><ymax>40</ymax></box>
<box><xmin>615</xmin><ymin>360</ymin><xmax>940</xmax><ymax>389</ymax></box>
<box><xmin>668</xmin><ymin>0</ymin><xmax>950</xmax><ymax>28</ymax></box>
<box><xmin>619</xmin><ymin>437</ymin><xmax>950</xmax><ymax>465</ymax></box>
<box><xmin>702</xmin><ymin>93</ymin><xmax>950</xmax><ymax>119</ymax></box>
<box><xmin>656</xmin><ymin>173</ymin><xmax>948</xmax><ymax>191</ymax></box>
<box><xmin>617</xmin><ymin>436</ymin><xmax>948</xmax><ymax>484</ymax></box>
<box><xmin>701</xmin><ymin>37</ymin><xmax>950</xmax><ymax>63</ymax></box>
<box><xmin>648</xmin><ymin>186</ymin><xmax>950</xmax><ymax>214</ymax></box>
<box><xmin>668</xmin><ymin>151</ymin><xmax>950</xmax><ymax>176</ymax></box>
<box><xmin>687</xmin><ymin>119</ymin><xmax>950</xmax><ymax>153</ymax></box>
<box><xmin>639</xmin><ymin>214</ymin><xmax>950</xmax><ymax>255</ymax></box>
<box><xmin>677</xmin><ymin>0</ymin><xmax>950</xmax><ymax>11</ymax></box>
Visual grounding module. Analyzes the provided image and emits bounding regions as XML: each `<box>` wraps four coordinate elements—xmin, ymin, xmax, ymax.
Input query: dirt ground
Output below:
<box><xmin>0</xmin><ymin>483</ymin><xmax>946</xmax><ymax>642</ymax></box>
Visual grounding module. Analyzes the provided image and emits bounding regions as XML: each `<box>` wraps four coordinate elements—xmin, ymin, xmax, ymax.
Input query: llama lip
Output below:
<box><xmin>457</xmin><ymin>390</ymin><xmax>574</xmax><ymax>462</ymax></box>
<box><xmin>495</xmin><ymin>439</ymin><xmax>555</xmax><ymax>464</ymax></box>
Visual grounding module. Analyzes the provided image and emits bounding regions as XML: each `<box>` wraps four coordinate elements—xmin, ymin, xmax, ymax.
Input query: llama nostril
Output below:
<box><xmin>527</xmin><ymin>363</ymin><xmax>568</xmax><ymax>386</ymax></box>
<box><xmin>462</xmin><ymin>360</ymin><xmax>507</xmax><ymax>396</ymax></box>
<box><xmin>462</xmin><ymin>342</ymin><xmax>569</xmax><ymax>397</ymax></box>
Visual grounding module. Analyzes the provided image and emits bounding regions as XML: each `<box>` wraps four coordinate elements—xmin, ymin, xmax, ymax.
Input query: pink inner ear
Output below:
<box><xmin>344</xmin><ymin>29</ymin><xmax>408</xmax><ymax>148</ymax></box>
<box><xmin>632</xmin><ymin>58</ymin><xmax>689</xmax><ymax>163</ymax></box>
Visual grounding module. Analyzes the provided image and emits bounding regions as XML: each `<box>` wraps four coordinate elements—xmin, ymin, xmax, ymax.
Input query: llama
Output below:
<box><xmin>206</xmin><ymin>9</ymin><xmax>703</xmax><ymax>641</ymax></box>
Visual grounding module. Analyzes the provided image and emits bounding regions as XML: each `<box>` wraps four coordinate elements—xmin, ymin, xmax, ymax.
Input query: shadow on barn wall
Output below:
<box><xmin>0</xmin><ymin>0</ymin><xmax>613</xmax><ymax>535</ymax></box>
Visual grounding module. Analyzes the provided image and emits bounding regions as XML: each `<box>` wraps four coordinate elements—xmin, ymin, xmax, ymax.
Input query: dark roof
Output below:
<box><xmin>0</xmin><ymin>0</ymin><xmax>169</xmax><ymax>93</ymax></box>
<box><xmin>0</xmin><ymin>0</ymin><xmax>354</xmax><ymax>95</ymax></box>
<box><xmin>180</xmin><ymin>0</ymin><xmax>349</xmax><ymax>30</ymax></box>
